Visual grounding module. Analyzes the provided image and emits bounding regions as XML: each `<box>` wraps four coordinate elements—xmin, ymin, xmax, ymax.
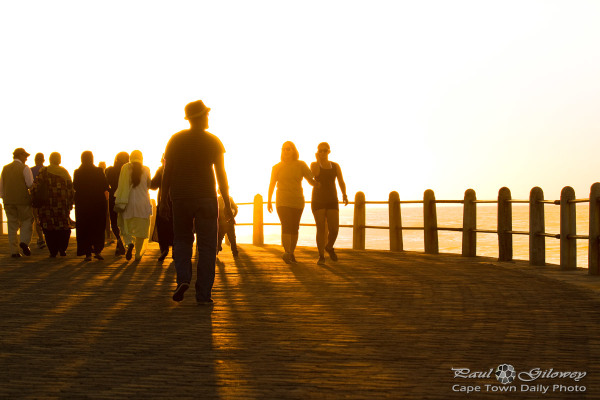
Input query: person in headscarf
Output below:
<box><xmin>30</xmin><ymin>152</ymin><xmax>75</xmax><ymax>257</ymax></box>
<box><xmin>114</xmin><ymin>150</ymin><xmax>152</xmax><ymax>262</ymax></box>
<box><xmin>105</xmin><ymin>152</ymin><xmax>130</xmax><ymax>255</ymax></box>
<box><xmin>73</xmin><ymin>151</ymin><xmax>109</xmax><ymax>261</ymax></box>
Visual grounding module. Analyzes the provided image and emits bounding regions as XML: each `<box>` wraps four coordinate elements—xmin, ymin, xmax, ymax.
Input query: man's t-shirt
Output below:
<box><xmin>164</xmin><ymin>129</ymin><xmax>225</xmax><ymax>200</ymax></box>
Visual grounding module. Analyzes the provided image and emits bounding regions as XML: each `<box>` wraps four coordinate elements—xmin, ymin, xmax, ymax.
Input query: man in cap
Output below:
<box><xmin>0</xmin><ymin>148</ymin><xmax>35</xmax><ymax>257</ymax></box>
<box><xmin>161</xmin><ymin>100</ymin><xmax>234</xmax><ymax>305</ymax></box>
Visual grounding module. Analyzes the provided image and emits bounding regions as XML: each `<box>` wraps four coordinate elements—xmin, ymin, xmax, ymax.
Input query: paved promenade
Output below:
<box><xmin>1</xmin><ymin>235</ymin><xmax>599</xmax><ymax>399</ymax></box>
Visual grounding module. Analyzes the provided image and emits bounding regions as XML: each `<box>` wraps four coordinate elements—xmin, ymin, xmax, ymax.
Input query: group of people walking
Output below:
<box><xmin>1</xmin><ymin>100</ymin><xmax>348</xmax><ymax>305</ymax></box>
<box><xmin>0</xmin><ymin>148</ymin><xmax>170</xmax><ymax>262</ymax></box>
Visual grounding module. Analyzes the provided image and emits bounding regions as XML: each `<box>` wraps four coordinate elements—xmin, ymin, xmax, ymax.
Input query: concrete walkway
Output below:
<box><xmin>0</xmin><ymin>236</ymin><xmax>599</xmax><ymax>399</ymax></box>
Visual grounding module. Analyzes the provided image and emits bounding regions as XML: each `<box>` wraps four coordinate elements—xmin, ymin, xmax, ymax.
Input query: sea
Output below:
<box><xmin>232</xmin><ymin>203</ymin><xmax>592</xmax><ymax>269</ymax></box>
<box><xmin>2</xmin><ymin>203</ymin><xmax>591</xmax><ymax>269</ymax></box>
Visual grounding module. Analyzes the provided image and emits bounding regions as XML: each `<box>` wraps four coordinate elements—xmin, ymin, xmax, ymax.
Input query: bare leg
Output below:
<box><xmin>325</xmin><ymin>209</ymin><xmax>340</xmax><ymax>250</ymax></box>
<box><xmin>282</xmin><ymin>233</ymin><xmax>292</xmax><ymax>254</ymax></box>
<box><xmin>313</xmin><ymin>209</ymin><xmax>327</xmax><ymax>256</ymax></box>
<box><xmin>290</xmin><ymin>233</ymin><xmax>299</xmax><ymax>255</ymax></box>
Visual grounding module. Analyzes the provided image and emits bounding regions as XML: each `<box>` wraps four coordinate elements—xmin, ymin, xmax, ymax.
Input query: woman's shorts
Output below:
<box><xmin>311</xmin><ymin>201</ymin><xmax>339</xmax><ymax>212</ymax></box>
<box><xmin>276</xmin><ymin>206</ymin><xmax>304</xmax><ymax>234</ymax></box>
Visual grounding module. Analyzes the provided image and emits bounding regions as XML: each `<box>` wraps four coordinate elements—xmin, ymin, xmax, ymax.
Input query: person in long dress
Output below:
<box><xmin>114</xmin><ymin>150</ymin><xmax>152</xmax><ymax>262</ymax></box>
<box><xmin>30</xmin><ymin>152</ymin><xmax>74</xmax><ymax>257</ymax></box>
<box><xmin>73</xmin><ymin>151</ymin><xmax>109</xmax><ymax>261</ymax></box>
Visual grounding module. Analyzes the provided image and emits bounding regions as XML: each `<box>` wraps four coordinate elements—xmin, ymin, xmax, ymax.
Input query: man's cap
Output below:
<box><xmin>13</xmin><ymin>148</ymin><xmax>30</xmax><ymax>158</ymax></box>
<box><xmin>184</xmin><ymin>100</ymin><xmax>211</xmax><ymax>120</ymax></box>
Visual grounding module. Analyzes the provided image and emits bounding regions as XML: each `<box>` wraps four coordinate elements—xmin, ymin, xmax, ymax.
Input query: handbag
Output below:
<box><xmin>32</xmin><ymin>172</ymin><xmax>49</xmax><ymax>208</ymax></box>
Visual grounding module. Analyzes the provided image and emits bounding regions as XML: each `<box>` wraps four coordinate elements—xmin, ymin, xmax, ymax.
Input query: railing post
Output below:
<box><xmin>149</xmin><ymin>199</ymin><xmax>157</xmax><ymax>242</ymax></box>
<box><xmin>529</xmin><ymin>187</ymin><xmax>545</xmax><ymax>266</ymax></box>
<box><xmin>498</xmin><ymin>187</ymin><xmax>512</xmax><ymax>262</ymax></box>
<box><xmin>353</xmin><ymin>192</ymin><xmax>365</xmax><ymax>250</ymax></box>
<box><xmin>0</xmin><ymin>203</ymin><xmax>3</xmax><ymax>235</ymax></box>
<box><xmin>389</xmin><ymin>191</ymin><xmax>403</xmax><ymax>251</ymax></box>
<box><xmin>462</xmin><ymin>189</ymin><xmax>476</xmax><ymax>257</ymax></box>
<box><xmin>423</xmin><ymin>189</ymin><xmax>438</xmax><ymax>254</ymax></box>
<box><xmin>253</xmin><ymin>194</ymin><xmax>264</xmax><ymax>246</ymax></box>
<box><xmin>589</xmin><ymin>183</ymin><xmax>600</xmax><ymax>275</ymax></box>
<box><xmin>560</xmin><ymin>186</ymin><xmax>576</xmax><ymax>270</ymax></box>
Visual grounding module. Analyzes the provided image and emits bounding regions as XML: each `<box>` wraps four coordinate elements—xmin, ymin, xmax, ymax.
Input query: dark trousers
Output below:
<box><xmin>43</xmin><ymin>229</ymin><xmax>71</xmax><ymax>256</ymax></box>
<box><xmin>172</xmin><ymin>197</ymin><xmax>218</xmax><ymax>302</ymax></box>
<box><xmin>108</xmin><ymin>197</ymin><xmax>121</xmax><ymax>241</ymax></box>
<box><xmin>217</xmin><ymin>221</ymin><xmax>238</xmax><ymax>255</ymax></box>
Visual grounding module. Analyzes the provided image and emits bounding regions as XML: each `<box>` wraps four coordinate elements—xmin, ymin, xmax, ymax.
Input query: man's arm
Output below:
<box><xmin>23</xmin><ymin>166</ymin><xmax>34</xmax><ymax>188</ymax></box>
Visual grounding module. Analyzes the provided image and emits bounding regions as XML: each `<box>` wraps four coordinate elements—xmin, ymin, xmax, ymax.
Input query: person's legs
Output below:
<box><xmin>325</xmin><ymin>209</ymin><xmax>340</xmax><ymax>249</ymax></box>
<box><xmin>4</xmin><ymin>205</ymin><xmax>20</xmax><ymax>255</ymax></box>
<box><xmin>43</xmin><ymin>229</ymin><xmax>58</xmax><ymax>256</ymax></box>
<box><xmin>17</xmin><ymin>205</ymin><xmax>33</xmax><ymax>249</ymax></box>
<box><xmin>325</xmin><ymin>208</ymin><xmax>340</xmax><ymax>261</ymax></box>
<box><xmin>110</xmin><ymin>204</ymin><xmax>125</xmax><ymax>254</ymax></box>
<box><xmin>58</xmin><ymin>229</ymin><xmax>71</xmax><ymax>255</ymax></box>
<box><xmin>289</xmin><ymin>207</ymin><xmax>303</xmax><ymax>256</ymax></box>
<box><xmin>172</xmin><ymin>198</ymin><xmax>195</xmax><ymax>285</ymax></box>
<box><xmin>227</xmin><ymin>223</ymin><xmax>238</xmax><ymax>256</ymax></box>
<box><xmin>193</xmin><ymin>198</ymin><xmax>218</xmax><ymax>302</ymax></box>
<box><xmin>313</xmin><ymin>208</ymin><xmax>327</xmax><ymax>257</ymax></box>
<box><xmin>134</xmin><ymin>237</ymin><xmax>146</xmax><ymax>260</ymax></box>
<box><xmin>33</xmin><ymin>208</ymin><xmax>45</xmax><ymax>247</ymax></box>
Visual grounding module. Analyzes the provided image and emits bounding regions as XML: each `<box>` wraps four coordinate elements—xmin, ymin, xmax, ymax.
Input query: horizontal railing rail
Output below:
<box><xmin>220</xmin><ymin>183</ymin><xmax>600</xmax><ymax>275</ymax></box>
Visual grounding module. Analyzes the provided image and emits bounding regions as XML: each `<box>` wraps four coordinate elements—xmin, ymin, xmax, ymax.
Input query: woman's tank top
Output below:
<box><xmin>311</xmin><ymin>163</ymin><xmax>338</xmax><ymax>206</ymax></box>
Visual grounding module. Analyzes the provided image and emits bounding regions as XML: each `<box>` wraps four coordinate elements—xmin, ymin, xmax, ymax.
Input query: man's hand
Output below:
<box><xmin>267</xmin><ymin>201</ymin><xmax>273</xmax><ymax>213</ymax></box>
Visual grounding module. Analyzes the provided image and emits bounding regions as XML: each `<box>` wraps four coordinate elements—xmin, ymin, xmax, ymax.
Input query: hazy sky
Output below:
<box><xmin>1</xmin><ymin>0</ymin><xmax>599</xmax><ymax>203</ymax></box>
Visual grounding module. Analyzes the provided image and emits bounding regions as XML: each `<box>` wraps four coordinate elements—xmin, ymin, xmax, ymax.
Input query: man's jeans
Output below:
<box><xmin>172</xmin><ymin>197</ymin><xmax>218</xmax><ymax>302</ymax></box>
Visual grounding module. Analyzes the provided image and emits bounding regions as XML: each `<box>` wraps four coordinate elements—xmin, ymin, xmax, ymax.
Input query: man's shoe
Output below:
<box><xmin>317</xmin><ymin>256</ymin><xmax>326</xmax><ymax>265</ymax></box>
<box><xmin>172</xmin><ymin>283</ymin><xmax>189</xmax><ymax>302</ymax></box>
<box><xmin>37</xmin><ymin>240</ymin><xmax>46</xmax><ymax>249</ymax></box>
<box><xmin>59</xmin><ymin>251</ymin><xmax>67</xmax><ymax>257</ymax></box>
<box><xmin>197</xmin><ymin>299</ymin><xmax>214</xmax><ymax>306</ymax></box>
<box><xmin>325</xmin><ymin>247</ymin><xmax>338</xmax><ymax>261</ymax></box>
<box><xmin>290</xmin><ymin>254</ymin><xmax>297</xmax><ymax>263</ymax></box>
<box><xmin>125</xmin><ymin>244</ymin><xmax>134</xmax><ymax>261</ymax></box>
<box><xmin>19</xmin><ymin>243</ymin><xmax>31</xmax><ymax>256</ymax></box>
<box><xmin>94</xmin><ymin>253</ymin><xmax>104</xmax><ymax>260</ymax></box>
<box><xmin>11</xmin><ymin>253</ymin><xmax>21</xmax><ymax>258</ymax></box>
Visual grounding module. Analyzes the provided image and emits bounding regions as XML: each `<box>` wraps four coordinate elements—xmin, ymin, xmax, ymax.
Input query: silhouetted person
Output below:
<box><xmin>30</xmin><ymin>152</ymin><xmax>47</xmax><ymax>249</ymax></box>
<box><xmin>161</xmin><ymin>100</ymin><xmax>234</xmax><ymax>305</ymax></box>
<box><xmin>74</xmin><ymin>151</ymin><xmax>109</xmax><ymax>261</ymax></box>
<box><xmin>311</xmin><ymin>142</ymin><xmax>348</xmax><ymax>265</ymax></box>
<box><xmin>150</xmin><ymin>155</ymin><xmax>174</xmax><ymax>262</ymax></box>
<box><xmin>105</xmin><ymin>152</ymin><xmax>129</xmax><ymax>255</ymax></box>
<box><xmin>268</xmin><ymin>141</ymin><xmax>317</xmax><ymax>264</ymax></box>
<box><xmin>0</xmin><ymin>148</ymin><xmax>34</xmax><ymax>257</ymax></box>
<box><xmin>114</xmin><ymin>150</ymin><xmax>152</xmax><ymax>262</ymax></box>
<box><xmin>30</xmin><ymin>152</ymin><xmax>74</xmax><ymax>257</ymax></box>
<box><xmin>217</xmin><ymin>189</ymin><xmax>239</xmax><ymax>258</ymax></box>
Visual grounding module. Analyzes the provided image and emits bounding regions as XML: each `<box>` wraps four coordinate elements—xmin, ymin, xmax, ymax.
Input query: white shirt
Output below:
<box><xmin>0</xmin><ymin>158</ymin><xmax>34</xmax><ymax>199</ymax></box>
